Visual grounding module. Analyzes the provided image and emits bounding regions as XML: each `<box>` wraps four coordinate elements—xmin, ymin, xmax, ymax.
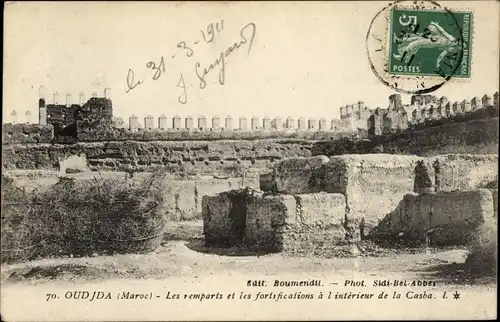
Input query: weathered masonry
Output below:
<box><xmin>202</xmin><ymin>154</ymin><xmax>498</xmax><ymax>254</ymax></box>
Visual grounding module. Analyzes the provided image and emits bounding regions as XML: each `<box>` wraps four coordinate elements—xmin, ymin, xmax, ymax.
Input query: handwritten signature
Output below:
<box><xmin>125</xmin><ymin>20</ymin><xmax>256</xmax><ymax>104</ymax></box>
<box><xmin>195</xmin><ymin>22</ymin><xmax>256</xmax><ymax>89</ymax></box>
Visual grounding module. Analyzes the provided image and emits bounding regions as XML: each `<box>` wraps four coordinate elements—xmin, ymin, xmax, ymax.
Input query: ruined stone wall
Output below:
<box><xmin>3</xmin><ymin>122</ymin><xmax>360</xmax><ymax>145</ymax></box>
<box><xmin>367</xmin><ymin>110</ymin><xmax>387</xmax><ymax>136</ymax></box>
<box><xmin>370</xmin><ymin>189</ymin><xmax>496</xmax><ymax>246</ymax></box>
<box><xmin>312</xmin><ymin>115</ymin><xmax>499</xmax><ymax>157</ymax></box>
<box><xmin>202</xmin><ymin>189</ymin><xmax>258</xmax><ymax>247</ymax></box>
<box><xmin>42</xmin><ymin>96</ymin><xmax>113</xmax><ymax>137</ymax></box>
<box><xmin>367</xmin><ymin>92</ymin><xmax>498</xmax><ymax>135</ymax></box>
<box><xmin>203</xmin><ymin>153</ymin><xmax>497</xmax><ymax>253</ymax></box>
<box><xmin>377</xmin><ymin>117</ymin><xmax>498</xmax><ymax>156</ymax></box>
<box><xmin>72</xmin><ymin>128</ymin><xmax>358</xmax><ymax>143</ymax></box>
<box><xmin>4</xmin><ymin>171</ymin><xmax>259</xmax><ymax>221</ymax></box>
<box><xmin>271</xmin><ymin>154</ymin><xmax>498</xmax><ymax>238</ymax></box>
<box><xmin>157</xmin><ymin>176</ymin><xmax>260</xmax><ymax>220</ymax></box>
<box><xmin>322</xmin><ymin>154</ymin><xmax>420</xmax><ymax>236</ymax></box>
<box><xmin>407</xmin><ymin>103</ymin><xmax>498</xmax><ymax>131</ymax></box>
<box><xmin>409</xmin><ymin>94</ymin><xmax>498</xmax><ymax>125</ymax></box>
<box><xmin>2</xmin><ymin>139</ymin><xmax>314</xmax><ymax>174</ymax></box>
<box><xmin>272</xmin><ymin>155</ymin><xmax>330</xmax><ymax>194</ymax></box>
<box><xmin>202</xmin><ymin>189</ymin><xmax>348</xmax><ymax>255</ymax></box>
<box><xmin>73</xmin><ymin>97</ymin><xmax>114</xmax><ymax>139</ymax></box>
<box><xmin>423</xmin><ymin>154</ymin><xmax>499</xmax><ymax>192</ymax></box>
<box><xmin>130</xmin><ymin>115</ymin><xmax>352</xmax><ymax>132</ymax></box>
<box><xmin>384</xmin><ymin>109</ymin><xmax>409</xmax><ymax>133</ymax></box>
<box><xmin>46</xmin><ymin>104</ymin><xmax>81</xmax><ymax>131</ymax></box>
<box><xmin>379</xmin><ymin>94</ymin><xmax>409</xmax><ymax>134</ymax></box>
<box><xmin>274</xmin><ymin>193</ymin><xmax>348</xmax><ymax>255</ymax></box>
<box><xmin>244</xmin><ymin>194</ymin><xmax>296</xmax><ymax>250</ymax></box>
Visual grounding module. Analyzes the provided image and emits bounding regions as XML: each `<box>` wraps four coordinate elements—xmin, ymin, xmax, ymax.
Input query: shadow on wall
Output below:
<box><xmin>368</xmin><ymin>157</ymin><xmax>497</xmax><ymax>245</ymax></box>
<box><xmin>201</xmin><ymin>187</ymin><xmax>287</xmax><ymax>256</ymax></box>
<box><xmin>368</xmin><ymin>189</ymin><xmax>496</xmax><ymax>247</ymax></box>
<box><xmin>203</xmin><ymin>188</ymin><xmax>251</xmax><ymax>248</ymax></box>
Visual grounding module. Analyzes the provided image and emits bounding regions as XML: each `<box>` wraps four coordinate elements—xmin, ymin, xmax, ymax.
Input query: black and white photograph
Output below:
<box><xmin>1</xmin><ymin>1</ymin><xmax>498</xmax><ymax>320</ymax></box>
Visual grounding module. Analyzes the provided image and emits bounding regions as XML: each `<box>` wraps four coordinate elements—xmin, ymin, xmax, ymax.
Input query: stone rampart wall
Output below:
<box><xmin>74</xmin><ymin>128</ymin><xmax>358</xmax><ymax>143</ymax></box>
<box><xmin>2</xmin><ymin>124</ymin><xmax>54</xmax><ymax>144</ymax></box>
<box><xmin>2</xmin><ymin>140</ymin><xmax>314</xmax><ymax>175</ymax></box>
<box><xmin>312</xmin><ymin>116</ymin><xmax>499</xmax><ymax>157</ymax></box>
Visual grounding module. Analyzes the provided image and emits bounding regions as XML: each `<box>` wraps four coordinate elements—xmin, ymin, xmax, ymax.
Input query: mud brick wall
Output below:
<box><xmin>323</xmin><ymin>154</ymin><xmax>421</xmax><ymax>236</ymax></box>
<box><xmin>272</xmin><ymin>155</ymin><xmax>330</xmax><ymax>194</ymax></box>
<box><xmin>275</xmin><ymin>193</ymin><xmax>348</xmax><ymax>256</ymax></box>
<box><xmin>1</xmin><ymin>139</ymin><xmax>313</xmax><ymax>174</ymax></box>
<box><xmin>2</xmin><ymin>124</ymin><xmax>54</xmax><ymax>144</ymax></box>
<box><xmin>270</xmin><ymin>154</ymin><xmax>498</xmax><ymax>238</ymax></box>
<box><xmin>45</xmin><ymin>104</ymin><xmax>80</xmax><ymax>131</ymax></box>
<box><xmin>273</xmin><ymin>154</ymin><xmax>422</xmax><ymax>235</ymax></box>
<box><xmin>203</xmin><ymin>153</ymin><xmax>497</xmax><ymax>251</ymax></box>
<box><xmin>74</xmin><ymin>127</ymin><xmax>357</xmax><ymax>143</ymax></box>
<box><xmin>244</xmin><ymin>194</ymin><xmax>296</xmax><ymax>250</ymax></box>
<box><xmin>371</xmin><ymin>189</ymin><xmax>496</xmax><ymax>246</ymax></box>
<box><xmin>202</xmin><ymin>190</ymin><xmax>347</xmax><ymax>253</ymax></box>
<box><xmin>312</xmin><ymin>117</ymin><xmax>499</xmax><ymax>157</ymax></box>
<box><xmin>5</xmin><ymin>171</ymin><xmax>259</xmax><ymax>221</ymax></box>
<box><xmin>202</xmin><ymin>189</ymin><xmax>259</xmax><ymax>247</ymax></box>
<box><xmin>379</xmin><ymin>118</ymin><xmax>499</xmax><ymax>156</ymax></box>
<box><xmin>420</xmin><ymin>154</ymin><xmax>499</xmax><ymax>192</ymax></box>
<box><xmin>157</xmin><ymin>176</ymin><xmax>259</xmax><ymax>220</ymax></box>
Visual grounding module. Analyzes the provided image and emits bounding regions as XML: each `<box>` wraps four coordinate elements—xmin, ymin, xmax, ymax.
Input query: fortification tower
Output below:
<box><xmin>79</xmin><ymin>92</ymin><xmax>85</xmax><ymax>105</ymax></box>
<box><xmin>11</xmin><ymin>111</ymin><xmax>18</xmax><ymax>124</ymax></box>
<box><xmin>38</xmin><ymin>86</ymin><xmax>47</xmax><ymax>125</ymax></box>
<box><xmin>104</xmin><ymin>88</ymin><xmax>112</xmax><ymax>99</ymax></box>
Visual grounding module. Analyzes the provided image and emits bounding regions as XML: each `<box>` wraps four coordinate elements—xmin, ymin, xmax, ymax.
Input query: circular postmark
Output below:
<box><xmin>366</xmin><ymin>0</ymin><xmax>468</xmax><ymax>94</ymax></box>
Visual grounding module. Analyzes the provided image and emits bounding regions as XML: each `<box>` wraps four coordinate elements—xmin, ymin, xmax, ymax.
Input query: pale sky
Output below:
<box><xmin>3</xmin><ymin>1</ymin><xmax>499</xmax><ymax>124</ymax></box>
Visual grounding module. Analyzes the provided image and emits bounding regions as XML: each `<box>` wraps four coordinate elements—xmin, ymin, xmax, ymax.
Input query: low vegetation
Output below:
<box><xmin>1</xmin><ymin>172</ymin><xmax>168</xmax><ymax>264</ymax></box>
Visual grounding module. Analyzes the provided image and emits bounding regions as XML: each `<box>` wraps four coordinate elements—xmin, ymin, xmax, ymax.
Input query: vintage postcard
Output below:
<box><xmin>1</xmin><ymin>1</ymin><xmax>498</xmax><ymax>321</ymax></box>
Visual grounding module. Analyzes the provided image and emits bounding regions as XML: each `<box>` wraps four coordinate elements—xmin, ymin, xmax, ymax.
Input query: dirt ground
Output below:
<box><xmin>1</xmin><ymin>220</ymin><xmax>497</xmax><ymax>320</ymax></box>
<box><xmin>0</xmin><ymin>220</ymin><xmax>495</xmax><ymax>283</ymax></box>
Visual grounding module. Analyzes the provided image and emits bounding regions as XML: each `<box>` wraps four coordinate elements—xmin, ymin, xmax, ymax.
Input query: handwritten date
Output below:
<box><xmin>201</xmin><ymin>20</ymin><xmax>224</xmax><ymax>44</ymax></box>
<box><xmin>125</xmin><ymin>69</ymin><xmax>143</xmax><ymax>94</ymax></box>
<box><xmin>146</xmin><ymin>57</ymin><xmax>166</xmax><ymax>80</ymax></box>
<box><xmin>124</xmin><ymin>20</ymin><xmax>255</xmax><ymax>105</ymax></box>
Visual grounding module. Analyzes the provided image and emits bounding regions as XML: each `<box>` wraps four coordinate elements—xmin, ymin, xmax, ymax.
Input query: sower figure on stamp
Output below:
<box><xmin>393</xmin><ymin>21</ymin><xmax>460</xmax><ymax>69</ymax></box>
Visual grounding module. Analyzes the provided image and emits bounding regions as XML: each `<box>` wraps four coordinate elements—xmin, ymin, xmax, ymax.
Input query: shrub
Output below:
<box><xmin>1</xmin><ymin>172</ymin><xmax>168</xmax><ymax>264</ymax></box>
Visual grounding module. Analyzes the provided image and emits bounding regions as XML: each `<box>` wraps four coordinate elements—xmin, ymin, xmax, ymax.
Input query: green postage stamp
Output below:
<box><xmin>388</xmin><ymin>8</ymin><xmax>472</xmax><ymax>78</ymax></box>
